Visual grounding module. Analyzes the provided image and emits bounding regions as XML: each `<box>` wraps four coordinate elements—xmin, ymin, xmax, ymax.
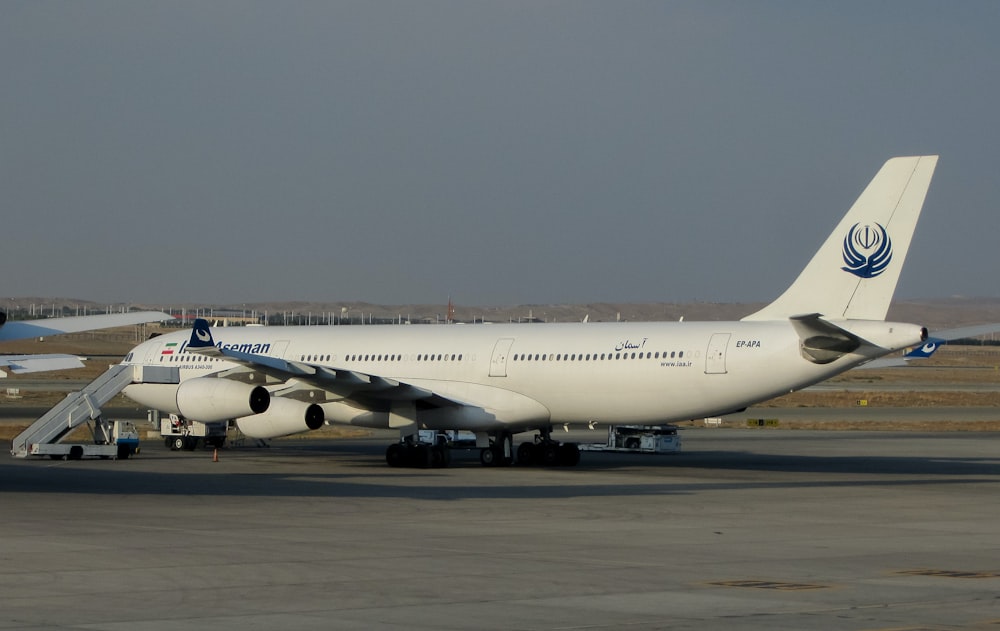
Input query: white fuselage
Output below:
<box><xmin>122</xmin><ymin>319</ymin><xmax>922</xmax><ymax>434</ymax></box>
<box><xmin>118</xmin><ymin>156</ymin><xmax>941</xmax><ymax>440</ymax></box>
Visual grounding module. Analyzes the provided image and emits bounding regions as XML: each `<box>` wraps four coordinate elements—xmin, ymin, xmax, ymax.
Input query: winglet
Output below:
<box><xmin>188</xmin><ymin>318</ymin><xmax>217</xmax><ymax>349</ymax></box>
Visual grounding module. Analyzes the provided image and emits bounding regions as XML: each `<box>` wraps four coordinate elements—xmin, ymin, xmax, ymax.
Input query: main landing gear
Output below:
<box><xmin>385</xmin><ymin>437</ymin><xmax>451</xmax><ymax>468</ymax></box>
<box><xmin>479</xmin><ymin>432</ymin><xmax>513</xmax><ymax>467</ymax></box>
<box><xmin>479</xmin><ymin>428</ymin><xmax>581</xmax><ymax>467</ymax></box>
<box><xmin>384</xmin><ymin>427</ymin><xmax>581</xmax><ymax>468</ymax></box>
<box><xmin>515</xmin><ymin>427</ymin><xmax>580</xmax><ymax>467</ymax></box>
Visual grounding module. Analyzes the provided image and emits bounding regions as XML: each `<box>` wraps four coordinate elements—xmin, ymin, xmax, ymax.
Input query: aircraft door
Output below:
<box><xmin>705</xmin><ymin>333</ymin><xmax>731</xmax><ymax>374</ymax></box>
<box><xmin>489</xmin><ymin>338</ymin><xmax>515</xmax><ymax>377</ymax></box>
<box><xmin>143</xmin><ymin>343</ymin><xmax>162</xmax><ymax>364</ymax></box>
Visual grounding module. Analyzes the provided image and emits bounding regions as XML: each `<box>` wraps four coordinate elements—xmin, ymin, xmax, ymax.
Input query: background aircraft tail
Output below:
<box><xmin>904</xmin><ymin>338</ymin><xmax>944</xmax><ymax>359</ymax></box>
<box><xmin>743</xmin><ymin>155</ymin><xmax>938</xmax><ymax>322</ymax></box>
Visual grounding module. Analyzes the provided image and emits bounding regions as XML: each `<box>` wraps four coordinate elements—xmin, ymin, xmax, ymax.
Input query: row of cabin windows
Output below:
<box><xmin>301</xmin><ymin>353</ymin><xmax>464</xmax><ymax>363</ymax></box>
<box><xmin>157</xmin><ymin>350</ymin><xmax>680</xmax><ymax>365</ymax></box>
<box><xmin>164</xmin><ymin>355</ymin><xmax>221</xmax><ymax>363</ymax></box>
<box><xmin>513</xmin><ymin>351</ymin><xmax>683</xmax><ymax>361</ymax></box>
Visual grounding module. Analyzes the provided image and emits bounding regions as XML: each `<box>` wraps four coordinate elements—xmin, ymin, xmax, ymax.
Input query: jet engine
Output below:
<box><xmin>236</xmin><ymin>398</ymin><xmax>325</xmax><ymax>439</ymax></box>
<box><xmin>175</xmin><ymin>378</ymin><xmax>269</xmax><ymax>423</ymax></box>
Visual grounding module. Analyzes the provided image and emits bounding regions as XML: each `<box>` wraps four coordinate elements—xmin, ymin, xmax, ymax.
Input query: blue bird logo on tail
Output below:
<box><xmin>188</xmin><ymin>318</ymin><xmax>217</xmax><ymax>348</ymax></box>
<box><xmin>841</xmin><ymin>222</ymin><xmax>892</xmax><ymax>279</ymax></box>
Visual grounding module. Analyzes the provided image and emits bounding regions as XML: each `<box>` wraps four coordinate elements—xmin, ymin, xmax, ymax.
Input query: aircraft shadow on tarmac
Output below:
<box><xmin>1</xmin><ymin>441</ymin><xmax>998</xmax><ymax>500</ymax></box>
<box><xmin>302</xmin><ymin>438</ymin><xmax>1000</xmax><ymax>477</ymax></box>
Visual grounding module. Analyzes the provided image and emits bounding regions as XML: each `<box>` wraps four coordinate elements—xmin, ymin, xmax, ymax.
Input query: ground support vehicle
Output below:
<box><xmin>160</xmin><ymin>414</ymin><xmax>228</xmax><ymax>451</ymax></box>
<box><xmin>28</xmin><ymin>419</ymin><xmax>140</xmax><ymax>460</ymax></box>
<box><xmin>577</xmin><ymin>425</ymin><xmax>682</xmax><ymax>454</ymax></box>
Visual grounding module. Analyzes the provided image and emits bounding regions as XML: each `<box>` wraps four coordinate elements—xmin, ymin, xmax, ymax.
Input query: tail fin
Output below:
<box><xmin>905</xmin><ymin>338</ymin><xmax>943</xmax><ymax>359</ymax></box>
<box><xmin>188</xmin><ymin>318</ymin><xmax>217</xmax><ymax>349</ymax></box>
<box><xmin>743</xmin><ymin>155</ymin><xmax>938</xmax><ymax>322</ymax></box>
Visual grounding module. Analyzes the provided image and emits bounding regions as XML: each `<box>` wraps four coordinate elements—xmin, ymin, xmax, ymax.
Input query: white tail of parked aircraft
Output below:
<box><xmin>745</xmin><ymin>156</ymin><xmax>937</xmax><ymax>321</ymax></box>
<box><xmin>118</xmin><ymin>156</ymin><xmax>938</xmax><ymax>467</ymax></box>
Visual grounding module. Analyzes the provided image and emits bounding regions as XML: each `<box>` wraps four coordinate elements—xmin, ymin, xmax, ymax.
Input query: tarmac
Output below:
<box><xmin>3</xmin><ymin>428</ymin><xmax>1000</xmax><ymax>630</ymax></box>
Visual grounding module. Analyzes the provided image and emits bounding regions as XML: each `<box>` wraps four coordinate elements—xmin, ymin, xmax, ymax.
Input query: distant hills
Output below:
<box><xmin>5</xmin><ymin>296</ymin><xmax>1000</xmax><ymax>331</ymax></box>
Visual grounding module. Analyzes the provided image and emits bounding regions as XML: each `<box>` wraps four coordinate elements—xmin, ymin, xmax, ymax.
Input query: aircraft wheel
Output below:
<box><xmin>480</xmin><ymin>447</ymin><xmax>496</xmax><ymax>467</ymax></box>
<box><xmin>385</xmin><ymin>443</ymin><xmax>404</xmax><ymax>467</ymax></box>
<box><xmin>430</xmin><ymin>445</ymin><xmax>449</xmax><ymax>468</ymax></box>
<box><xmin>516</xmin><ymin>442</ymin><xmax>536</xmax><ymax>466</ymax></box>
<box><xmin>559</xmin><ymin>443</ymin><xmax>580</xmax><ymax>467</ymax></box>
<box><xmin>542</xmin><ymin>443</ymin><xmax>560</xmax><ymax>467</ymax></box>
<box><xmin>496</xmin><ymin>445</ymin><xmax>513</xmax><ymax>467</ymax></box>
<box><xmin>411</xmin><ymin>444</ymin><xmax>431</xmax><ymax>469</ymax></box>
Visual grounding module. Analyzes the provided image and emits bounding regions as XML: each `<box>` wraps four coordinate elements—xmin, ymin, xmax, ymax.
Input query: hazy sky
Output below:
<box><xmin>2</xmin><ymin>1</ymin><xmax>998</xmax><ymax>306</ymax></box>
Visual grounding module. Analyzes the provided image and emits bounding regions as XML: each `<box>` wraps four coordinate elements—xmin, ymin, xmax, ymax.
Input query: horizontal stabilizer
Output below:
<box><xmin>789</xmin><ymin>314</ymin><xmax>862</xmax><ymax>364</ymax></box>
<box><xmin>791</xmin><ymin>314</ymin><xmax>926</xmax><ymax>365</ymax></box>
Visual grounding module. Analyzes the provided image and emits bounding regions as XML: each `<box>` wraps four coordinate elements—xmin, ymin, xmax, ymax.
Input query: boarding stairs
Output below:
<box><xmin>10</xmin><ymin>364</ymin><xmax>177</xmax><ymax>458</ymax></box>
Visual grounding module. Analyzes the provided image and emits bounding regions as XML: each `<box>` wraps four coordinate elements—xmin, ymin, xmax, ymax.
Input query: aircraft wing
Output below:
<box><xmin>0</xmin><ymin>354</ymin><xmax>85</xmax><ymax>374</ymax></box>
<box><xmin>224</xmin><ymin>347</ymin><xmax>459</xmax><ymax>406</ymax></box>
<box><xmin>0</xmin><ymin>311</ymin><xmax>172</xmax><ymax>341</ymax></box>
<box><xmin>187</xmin><ymin>319</ymin><xmax>463</xmax><ymax>408</ymax></box>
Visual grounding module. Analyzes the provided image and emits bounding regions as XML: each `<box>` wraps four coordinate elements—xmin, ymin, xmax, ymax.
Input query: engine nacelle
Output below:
<box><xmin>236</xmin><ymin>398</ymin><xmax>325</xmax><ymax>439</ymax></box>
<box><xmin>176</xmin><ymin>378</ymin><xmax>269</xmax><ymax>423</ymax></box>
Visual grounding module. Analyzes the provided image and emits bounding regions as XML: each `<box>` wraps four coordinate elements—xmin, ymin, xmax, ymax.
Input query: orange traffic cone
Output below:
<box><xmin>212</xmin><ymin>448</ymin><xmax>219</xmax><ymax>462</ymax></box>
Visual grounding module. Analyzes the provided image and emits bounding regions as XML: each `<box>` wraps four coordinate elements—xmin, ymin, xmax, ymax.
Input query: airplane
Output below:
<box><xmin>120</xmin><ymin>155</ymin><xmax>939</xmax><ymax>467</ymax></box>
<box><xmin>0</xmin><ymin>310</ymin><xmax>173</xmax><ymax>374</ymax></box>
